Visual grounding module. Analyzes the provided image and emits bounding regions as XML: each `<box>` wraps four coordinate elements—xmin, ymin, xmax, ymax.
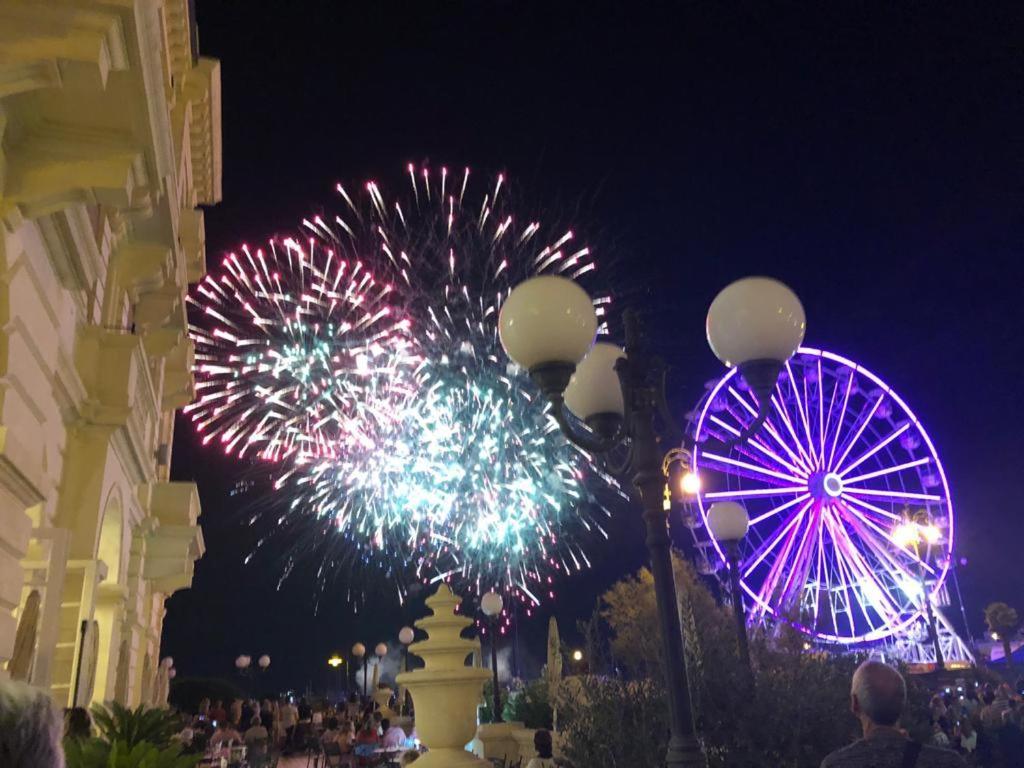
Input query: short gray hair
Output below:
<box><xmin>0</xmin><ymin>679</ymin><xmax>64</xmax><ymax>768</ymax></box>
<box><xmin>852</xmin><ymin>660</ymin><xmax>906</xmax><ymax>726</ymax></box>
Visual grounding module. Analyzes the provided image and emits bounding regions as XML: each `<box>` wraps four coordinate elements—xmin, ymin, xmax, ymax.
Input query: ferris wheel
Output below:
<box><xmin>687</xmin><ymin>347</ymin><xmax>957</xmax><ymax>646</ymax></box>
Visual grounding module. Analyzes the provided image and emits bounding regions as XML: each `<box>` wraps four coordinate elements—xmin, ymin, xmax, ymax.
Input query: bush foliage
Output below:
<box><xmin>559</xmin><ymin>553</ymin><xmax>930</xmax><ymax>768</ymax></box>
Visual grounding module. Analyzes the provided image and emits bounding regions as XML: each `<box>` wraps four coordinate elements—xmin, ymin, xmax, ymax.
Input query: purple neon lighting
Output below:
<box><xmin>692</xmin><ymin>347</ymin><xmax>955</xmax><ymax>646</ymax></box>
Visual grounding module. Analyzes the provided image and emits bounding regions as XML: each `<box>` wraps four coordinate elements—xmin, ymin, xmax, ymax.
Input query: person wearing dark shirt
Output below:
<box><xmin>821</xmin><ymin>661</ymin><xmax>965</xmax><ymax>768</ymax></box>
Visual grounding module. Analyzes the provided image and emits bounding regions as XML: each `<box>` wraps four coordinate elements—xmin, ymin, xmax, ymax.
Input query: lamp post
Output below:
<box><xmin>893</xmin><ymin>511</ymin><xmax>945</xmax><ymax>670</ymax></box>
<box><xmin>374</xmin><ymin>643</ymin><xmax>388</xmax><ymax>690</ymax></box>
<box><xmin>352</xmin><ymin>642</ymin><xmax>367</xmax><ymax>697</ymax></box>
<box><xmin>499</xmin><ymin>275</ymin><xmax>804</xmax><ymax>768</ymax></box>
<box><xmin>328</xmin><ymin>655</ymin><xmax>345</xmax><ymax>699</ymax></box>
<box><xmin>399</xmin><ymin>626</ymin><xmax>414</xmax><ymax>714</ymax></box>
<box><xmin>481</xmin><ymin>591</ymin><xmax>504</xmax><ymax>722</ymax></box>
<box><xmin>707</xmin><ymin>501</ymin><xmax>752</xmax><ymax>676</ymax></box>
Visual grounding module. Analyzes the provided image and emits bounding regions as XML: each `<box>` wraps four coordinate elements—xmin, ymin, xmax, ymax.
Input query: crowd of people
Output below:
<box><xmin>171</xmin><ymin>692</ymin><xmax>422</xmax><ymax>766</ymax></box>
<box><xmin>821</xmin><ymin>663</ymin><xmax>1024</xmax><ymax>768</ymax></box>
<box><xmin>920</xmin><ymin>679</ymin><xmax>1024</xmax><ymax>767</ymax></box>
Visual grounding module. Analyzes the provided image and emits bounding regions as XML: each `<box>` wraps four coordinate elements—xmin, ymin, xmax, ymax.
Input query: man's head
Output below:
<box><xmin>0</xmin><ymin>680</ymin><xmax>65</xmax><ymax>768</ymax></box>
<box><xmin>850</xmin><ymin>661</ymin><xmax>906</xmax><ymax>728</ymax></box>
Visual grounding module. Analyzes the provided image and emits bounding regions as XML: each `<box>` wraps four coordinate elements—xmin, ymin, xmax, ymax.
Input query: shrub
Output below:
<box><xmin>64</xmin><ymin>738</ymin><xmax>199</xmax><ymax>768</ymax></box>
<box><xmin>90</xmin><ymin>703</ymin><xmax>182</xmax><ymax>750</ymax></box>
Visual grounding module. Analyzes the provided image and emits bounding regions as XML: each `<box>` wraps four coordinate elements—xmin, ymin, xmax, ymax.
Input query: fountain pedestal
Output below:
<box><xmin>396</xmin><ymin>585</ymin><xmax>491</xmax><ymax>768</ymax></box>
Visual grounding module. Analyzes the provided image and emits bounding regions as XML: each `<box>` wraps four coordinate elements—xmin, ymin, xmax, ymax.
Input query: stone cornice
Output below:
<box><xmin>0</xmin><ymin>426</ymin><xmax>45</xmax><ymax>508</ymax></box>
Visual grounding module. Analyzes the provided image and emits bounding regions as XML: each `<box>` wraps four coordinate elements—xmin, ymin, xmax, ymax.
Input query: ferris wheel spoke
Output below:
<box><xmin>770</xmin><ymin>389</ymin><xmax>817</xmax><ymax>470</ymax></box>
<box><xmin>825</xmin><ymin>508</ymin><xmax>900</xmax><ymax>628</ymax></box>
<box><xmin>837</xmin><ymin>492</ymin><xmax>902</xmax><ymax>522</ymax></box>
<box><xmin>838</xmin><ymin>497</ymin><xmax>936</xmax><ymax>576</ymax></box>
<box><xmin>698</xmin><ymin>451</ymin><xmax>806</xmax><ymax>485</ymax></box>
<box><xmin>821</xmin><ymin>515</ymin><xmax>864</xmax><ymax>635</ymax></box>
<box><xmin>829</xmin><ymin>507</ymin><xmax>905</xmax><ymax>624</ymax></box>
<box><xmin>773</xmin><ymin>502</ymin><xmax>821</xmax><ymax>611</ymax></box>
<box><xmin>826</xmin><ymin>370</ymin><xmax>856</xmax><ymax>471</ymax></box>
<box><xmin>817</xmin><ymin>359</ymin><xmax>829</xmax><ymax>468</ymax></box>
<box><xmin>749</xmin><ymin>492</ymin><xmax>812</xmax><ymax>526</ymax></box>
<box><xmin>841</xmin><ymin>507</ymin><xmax>934</xmax><ymax>588</ymax></box>
<box><xmin>836</xmin><ymin>422</ymin><xmax>912</xmax><ymax>478</ymax></box>
<box><xmin>831</xmin><ymin>394</ymin><xmax>886</xmax><ymax>473</ymax></box>
<box><xmin>812</xmin><ymin>517</ymin><xmax>830</xmax><ymax>633</ymax></box>
<box><xmin>842</xmin><ymin>456</ymin><xmax>931</xmax><ymax>485</ymax></box>
<box><xmin>705</xmin><ymin>485</ymin><xmax>808</xmax><ymax>501</ymax></box>
<box><xmin>751</xmin><ymin>505</ymin><xmax>810</xmax><ymax>618</ymax></box>
<box><xmin>842</xmin><ymin>486</ymin><xmax>943</xmax><ymax>503</ymax></box>
<box><xmin>742</xmin><ymin>498</ymin><xmax>814</xmax><ymax>577</ymax></box>
<box><xmin>785</xmin><ymin>360</ymin><xmax>818</xmax><ymax>466</ymax></box>
<box><xmin>727</xmin><ymin>387</ymin><xmax>814</xmax><ymax>474</ymax></box>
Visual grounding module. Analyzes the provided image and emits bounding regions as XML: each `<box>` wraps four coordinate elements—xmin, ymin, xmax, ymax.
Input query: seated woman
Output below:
<box><xmin>320</xmin><ymin>717</ymin><xmax>341</xmax><ymax>746</ymax></box>
<box><xmin>353</xmin><ymin>720</ymin><xmax>381</xmax><ymax>763</ymax></box>
<box><xmin>526</xmin><ymin>729</ymin><xmax>555</xmax><ymax>768</ymax></box>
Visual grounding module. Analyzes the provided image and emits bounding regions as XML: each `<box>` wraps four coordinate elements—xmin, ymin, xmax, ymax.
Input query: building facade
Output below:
<box><xmin>0</xmin><ymin>0</ymin><xmax>219</xmax><ymax>707</ymax></box>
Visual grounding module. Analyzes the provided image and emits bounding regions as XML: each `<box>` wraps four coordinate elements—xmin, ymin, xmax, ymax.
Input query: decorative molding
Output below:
<box><xmin>0</xmin><ymin>426</ymin><xmax>44</xmax><ymax>508</ymax></box>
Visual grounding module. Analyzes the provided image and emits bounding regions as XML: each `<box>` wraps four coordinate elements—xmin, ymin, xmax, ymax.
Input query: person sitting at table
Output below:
<box><xmin>321</xmin><ymin>717</ymin><xmax>341</xmax><ymax>745</ymax></box>
<box><xmin>356</xmin><ymin>720</ymin><xmax>379</xmax><ymax>747</ymax></box>
<box><xmin>244</xmin><ymin>715</ymin><xmax>270</xmax><ymax>768</ymax></box>
<box><xmin>381</xmin><ymin>719</ymin><xmax>406</xmax><ymax>749</ymax></box>
<box><xmin>337</xmin><ymin>719</ymin><xmax>356</xmax><ymax>752</ymax></box>
<box><xmin>210</xmin><ymin>720</ymin><xmax>243</xmax><ymax>748</ymax></box>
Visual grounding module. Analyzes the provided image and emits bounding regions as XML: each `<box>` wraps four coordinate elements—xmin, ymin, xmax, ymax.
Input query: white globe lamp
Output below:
<box><xmin>499</xmin><ymin>276</ymin><xmax>597</xmax><ymax>396</ymax></box>
<box><xmin>706</xmin><ymin>501</ymin><xmax>750</xmax><ymax>543</ymax></box>
<box><xmin>352</xmin><ymin>642</ymin><xmax>366</xmax><ymax>658</ymax></box>
<box><xmin>258</xmin><ymin>655</ymin><xmax>271</xmax><ymax>669</ymax></box>
<box><xmin>564</xmin><ymin>343</ymin><xmax>626</xmax><ymax>437</ymax></box>
<box><xmin>399</xmin><ymin>627</ymin><xmax>415</xmax><ymax>646</ymax></box>
<box><xmin>375</xmin><ymin>642</ymin><xmax>388</xmax><ymax>658</ymax></box>
<box><xmin>480</xmin><ymin>591</ymin><xmax>504</xmax><ymax>618</ymax></box>
<box><xmin>706</xmin><ymin>277</ymin><xmax>805</xmax><ymax>369</ymax></box>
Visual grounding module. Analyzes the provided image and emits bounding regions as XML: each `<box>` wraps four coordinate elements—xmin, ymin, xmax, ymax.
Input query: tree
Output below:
<box><xmin>984</xmin><ymin>601</ymin><xmax>1020</xmax><ymax>673</ymax></box>
<box><xmin>576</xmin><ymin>550</ymin><xmax>931</xmax><ymax>767</ymax></box>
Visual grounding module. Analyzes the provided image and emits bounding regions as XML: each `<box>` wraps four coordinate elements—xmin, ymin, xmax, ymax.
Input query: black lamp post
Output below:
<box><xmin>481</xmin><ymin>591</ymin><xmax>504</xmax><ymax>723</ymax></box>
<box><xmin>498</xmin><ymin>275</ymin><xmax>805</xmax><ymax>768</ymax></box>
<box><xmin>352</xmin><ymin>643</ymin><xmax>367</xmax><ymax>698</ymax></box>
<box><xmin>399</xmin><ymin>627</ymin><xmax>414</xmax><ymax>714</ymax></box>
<box><xmin>707</xmin><ymin>501</ymin><xmax>753</xmax><ymax>678</ymax></box>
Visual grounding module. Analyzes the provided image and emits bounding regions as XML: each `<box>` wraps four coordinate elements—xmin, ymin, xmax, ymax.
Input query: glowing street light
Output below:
<box><xmin>571</xmin><ymin>649</ymin><xmax>583</xmax><ymax>662</ymax></box>
<box><xmin>327</xmin><ymin>655</ymin><xmax>344</xmax><ymax>668</ymax></box>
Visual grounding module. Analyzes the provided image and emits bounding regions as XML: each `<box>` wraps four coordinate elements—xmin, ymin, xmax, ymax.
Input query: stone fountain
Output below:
<box><xmin>396</xmin><ymin>584</ymin><xmax>491</xmax><ymax>767</ymax></box>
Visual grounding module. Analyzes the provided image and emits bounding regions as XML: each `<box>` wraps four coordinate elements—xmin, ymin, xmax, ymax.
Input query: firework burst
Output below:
<box><xmin>190</xmin><ymin>166</ymin><xmax>622</xmax><ymax>604</ymax></box>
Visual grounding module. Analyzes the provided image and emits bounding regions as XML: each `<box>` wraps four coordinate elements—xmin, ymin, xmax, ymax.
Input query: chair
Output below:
<box><xmin>323</xmin><ymin>741</ymin><xmax>345</xmax><ymax>768</ymax></box>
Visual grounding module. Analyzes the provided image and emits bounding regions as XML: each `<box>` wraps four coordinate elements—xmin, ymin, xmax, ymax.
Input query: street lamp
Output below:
<box><xmin>399</xmin><ymin>626</ymin><xmax>414</xmax><ymax>714</ymax></box>
<box><xmin>481</xmin><ymin>591</ymin><xmax>504</xmax><ymax>723</ymax></box>
<box><xmin>328</xmin><ymin>654</ymin><xmax>345</xmax><ymax>698</ymax></box>
<box><xmin>499</xmin><ymin>275</ymin><xmax>803</xmax><ymax>768</ymax></box>
<box><xmin>352</xmin><ymin>642</ymin><xmax>367</xmax><ymax>697</ymax></box>
<box><xmin>706</xmin><ymin>501</ymin><xmax>752</xmax><ymax>676</ymax></box>
<box><xmin>374</xmin><ymin>643</ymin><xmax>388</xmax><ymax>690</ymax></box>
<box><xmin>892</xmin><ymin>510</ymin><xmax>945</xmax><ymax>670</ymax></box>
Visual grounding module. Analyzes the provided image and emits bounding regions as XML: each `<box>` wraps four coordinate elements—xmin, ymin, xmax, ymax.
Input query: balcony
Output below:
<box><xmin>143</xmin><ymin>482</ymin><xmax>203</xmax><ymax>594</ymax></box>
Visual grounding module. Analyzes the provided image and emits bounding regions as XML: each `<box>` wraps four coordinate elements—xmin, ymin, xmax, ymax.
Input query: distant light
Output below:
<box><xmin>572</xmin><ymin>649</ymin><xmax>583</xmax><ymax>662</ymax></box>
<box><xmin>680</xmin><ymin>470</ymin><xmax>701</xmax><ymax>496</ymax></box>
<box><xmin>920</xmin><ymin>523</ymin><xmax>941</xmax><ymax>545</ymax></box>
<box><xmin>992</xmin><ymin>632</ymin><xmax>1000</xmax><ymax>641</ymax></box>
<box><xmin>327</xmin><ymin>655</ymin><xmax>344</xmax><ymax>668</ymax></box>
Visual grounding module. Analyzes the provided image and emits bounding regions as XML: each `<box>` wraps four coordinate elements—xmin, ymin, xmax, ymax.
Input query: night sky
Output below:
<box><xmin>162</xmin><ymin>2</ymin><xmax>1024</xmax><ymax>693</ymax></box>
